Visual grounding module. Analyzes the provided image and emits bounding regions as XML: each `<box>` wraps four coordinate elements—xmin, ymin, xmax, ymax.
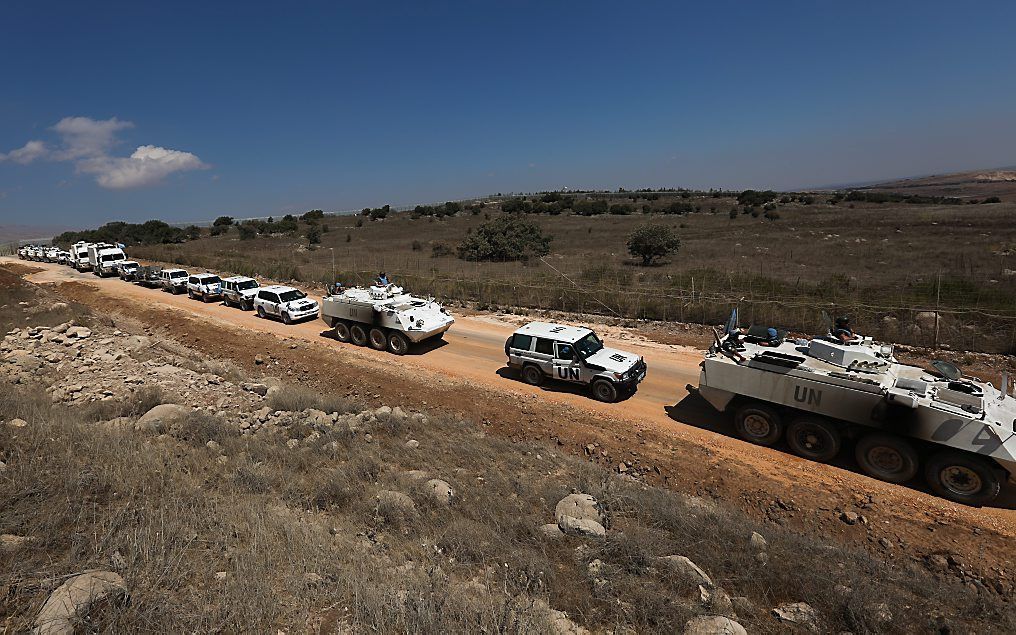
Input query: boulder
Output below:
<box><xmin>34</xmin><ymin>570</ymin><xmax>126</xmax><ymax>635</ymax></box>
<box><xmin>558</xmin><ymin>515</ymin><xmax>606</xmax><ymax>538</ymax></box>
<box><xmin>539</xmin><ymin>523</ymin><xmax>565</xmax><ymax>539</ymax></box>
<box><xmin>683</xmin><ymin>615</ymin><xmax>747</xmax><ymax>635</ymax></box>
<box><xmin>749</xmin><ymin>531</ymin><xmax>767</xmax><ymax>551</ymax></box>
<box><xmin>555</xmin><ymin>493</ymin><xmax>604</xmax><ymax>530</ymax></box>
<box><xmin>424</xmin><ymin>479</ymin><xmax>455</xmax><ymax>506</ymax></box>
<box><xmin>532</xmin><ymin>598</ymin><xmax>590</xmax><ymax>635</ymax></box>
<box><xmin>699</xmin><ymin>585</ymin><xmax>734</xmax><ymax>616</ymax></box>
<box><xmin>405</xmin><ymin>439</ymin><xmax>420</xmax><ymax>449</ymax></box>
<box><xmin>772</xmin><ymin>602</ymin><xmax>820</xmax><ymax>632</ymax></box>
<box><xmin>377</xmin><ymin>490</ymin><xmax>417</xmax><ymax>514</ymax></box>
<box><xmin>7</xmin><ymin>418</ymin><xmax>28</xmax><ymax>428</ymax></box>
<box><xmin>65</xmin><ymin>326</ymin><xmax>92</xmax><ymax>340</ymax></box>
<box><xmin>915</xmin><ymin>311</ymin><xmax>940</xmax><ymax>332</ymax></box>
<box><xmin>137</xmin><ymin>404</ymin><xmax>191</xmax><ymax>434</ymax></box>
<box><xmin>660</xmin><ymin>555</ymin><xmax>713</xmax><ymax>588</ymax></box>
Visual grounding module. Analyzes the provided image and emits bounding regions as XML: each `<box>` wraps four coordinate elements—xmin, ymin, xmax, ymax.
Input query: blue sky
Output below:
<box><xmin>1</xmin><ymin>1</ymin><xmax>1015</xmax><ymax>229</ymax></box>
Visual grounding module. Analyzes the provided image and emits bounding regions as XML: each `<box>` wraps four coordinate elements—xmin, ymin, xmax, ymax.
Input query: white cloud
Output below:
<box><xmin>0</xmin><ymin>140</ymin><xmax>48</xmax><ymax>164</ymax></box>
<box><xmin>51</xmin><ymin>116</ymin><xmax>133</xmax><ymax>160</ymax></box>
<box><xmin>0</xmin><ymin>116</ymin><xmax>207</xmax><ymax>189</ymax></box>
<box><xmin>78</xmin><ymin>145</ymin><xmax>208</xmax><ymax>189</ymax></box>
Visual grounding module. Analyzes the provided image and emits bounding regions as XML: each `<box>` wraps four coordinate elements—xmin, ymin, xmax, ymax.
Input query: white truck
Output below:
<box><xmin>320</xmin><ymin>283</ymin><xmax>454</xmax><ymax>355</ymax></box>
<box><xmin>254</xmin><ymin>285</ymin><xmax>319</xmax><ymax>324</ymax></box>
<box><xmin>221</xmin><ymin>276</ymin><xmax>260</xmax><ymax>310</ymax></box>
<box><xmin>186</xmin><ymin>273</ymin><xmax>223</xmax><ymax>302</ymax></box>
<box><xmin>158</xmin><ymin>268</ymin><xmax>189</xmax><ymax>294</ymax></box>
<box><xmin>71</xmin><ymin>242</ymin><xmax>93</xmax><ymax>271</ymax></box>
<box><xmin>87</xmin><ymin>243</ymin><xmax>127</xmax><ymax>277</ymax></box>
<box><xmin>504</xmin><ymin>321</ymin><xmax>647</xmax><ymax>402</ymax></box>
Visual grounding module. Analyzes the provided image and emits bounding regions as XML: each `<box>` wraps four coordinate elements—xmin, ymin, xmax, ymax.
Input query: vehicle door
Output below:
<box><xmin>553</xmin><ymin>342</ymin><xmax>583</xmax><ymax>383</ymax></box>
<box><xmin>532</xmin><ymin>337</ymin><xmax>556</xmax><ymax>375</ymax></box>
<box><xmin>264</xmin><ymin>292</ymin><xmax>281</xmax><ymax>315</ymax></box>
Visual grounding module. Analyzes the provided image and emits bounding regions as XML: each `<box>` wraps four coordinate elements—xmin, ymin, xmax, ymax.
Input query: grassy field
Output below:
<box><xmin>128</xmin><ymin>192</ymin><xmax>1016</xmax><ymax>353</ymax></box>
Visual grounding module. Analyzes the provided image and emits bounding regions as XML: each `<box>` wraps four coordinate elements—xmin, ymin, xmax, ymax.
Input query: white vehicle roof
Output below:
<box><xmin>191</xmin><ymin>272</ymin><xmax>220</xmax><ymax>279</ymax></box>
<box><xmin>163</xmin><ymin>268</ymin><xmax>188</xmax><ymax>274</ymax></box>
<box><xmin>222</xmin><ymin>275</ymin><xmax>257</xmax><ymax>283</ymax></box>
<box><xmin>513</xmin><ymin>321</ymin><xmax>593</xmax><ymax>342</ymax></box>
<box><xmin>260</xmin><ymin>284</ymin><xmax>299</xmax><ymax>293</ymax></box>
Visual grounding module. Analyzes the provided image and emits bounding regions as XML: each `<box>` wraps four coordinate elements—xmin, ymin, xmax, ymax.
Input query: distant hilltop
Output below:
<box><xmin>858</xmin><ymin>167</ymin><xmax>1016</xmax><ymax>201</ymax></box>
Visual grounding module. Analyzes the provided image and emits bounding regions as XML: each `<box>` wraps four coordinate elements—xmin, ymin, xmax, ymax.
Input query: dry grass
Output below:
<box><xmin>1</xmin><ymin>376</ymin><xmax>1014</xmax><ymax>633</ymax></box>
<box><xmin>129</xmin><ymin>195</ymin><xmax>1016</xmax><ymax>352</ymax></box>
<box><xmin>266</xmin><ymin>383</ymin><xmax>359</xmax><ymax>414</ymax></box>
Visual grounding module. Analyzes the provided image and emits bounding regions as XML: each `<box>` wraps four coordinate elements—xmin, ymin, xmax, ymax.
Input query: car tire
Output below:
<box><xmin>924</xmin><ymin>451</ymin><xmax>1001</xmax><ymax>507</ymax></box>
<box><xmin>521</xmin><ymin>364</ymin><xmax>545</xmax><ymax>386</ymax></box>
<box><xmin>854</xmin><ymin>434</ymin><xmax>919</xmax><ymax>484</ymax></box>
<box><xmin>257</xmin><ymin>306</ymin><xmax>267</xmax><ymax>319</ymax></box>
<box><xmin>333</xmin><ymin>321</ymin><xmax>352</xmax><ymax>343</ymax></box>
<box><xmin>202</xmin><ymin>292</ymin><xmax>210</xmax><ymax>303</ymax></box>
<box><xmin>786</xmin><ymin>417</ymin><xmax>842</xmax><ymax>462</ymax></box>
<box><xmin>368</xmin><ymin>327</ymin><xmax>387</xmax><ymax>350</ymax></box>
<box><xmin>350</xmin><ymin>324</ymin><xmax>368</xmax><ymax>346</ymax></box>
<box><xmin>592</xmin><ymin>379</ymin><xmax>619</xmax><ymax>403</ymax></box>
<box><xmin>733</xmin><ymin>402</ymin><xmax>784</xmax><ymax>446</ymax></box>
<box><xmin>387</xmin><ymin>331</ymin><xmax>409</xmax><ymax>355</ymax></box>
<box><xmin>282</xmin><ymin>312</ymin><xmax>292</xmax><ymax>325</ymax></box>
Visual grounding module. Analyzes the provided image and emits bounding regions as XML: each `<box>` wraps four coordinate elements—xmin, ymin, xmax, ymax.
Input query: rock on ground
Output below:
<box><xmin>683</xmin><ymin>615</ymin><xmax>747</xmax><ymax>635</ymax></box>
<box><xmin>660</xmin><ymin>555</ymin><xmax>713</xmax><ymax>588</ymax></box>
<box><xmin>136</xmin><ymin>404</ymin><xmax>191</xmax><ymax>434</ymax></box>
<box><xmin>424</xmin><ymin>478</ymin><xmax>455</xmax><ymax>505</ymax></box>
<box><xmin>34</xmin><ymin>570</ymin><xmax>126</xmax><ymax>635</ymax></box>
<box><xmin>555</xmin><ymin>493</ymin><xmax>606</xmax><ymax>537</ymax></box>
<box><xmin>772</xmin><ymin>602</ymin><xmax>820</xmax><ymax>631</ymax></box>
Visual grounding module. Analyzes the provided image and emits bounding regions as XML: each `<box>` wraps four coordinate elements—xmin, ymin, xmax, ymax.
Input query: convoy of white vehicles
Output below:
<box><xmin>11</xmin><ymin>240</ymin><xmax>1014</xmax><ymax>505</ymax></box>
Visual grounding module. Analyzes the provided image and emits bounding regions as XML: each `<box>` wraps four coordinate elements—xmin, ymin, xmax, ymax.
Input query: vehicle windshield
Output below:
<box><xmin>101</xmin><ymin>253</ymin><xmax>125</xmax><ymax>262</ymax></box>
<box><xmin>574</xmin><ymin>332</ymin><xmax>604</xmax><ymax>359</ymax></box>
<box><xmin>279</xmin><ymin>290</ymin><xmax>306</xmax><ymax>302</ymax></box>
<box><xmin>201</xmin><ymin>276</ymin><xmax>221</xmax><ymax>284</ymax></box>
<box><xmin>170</xmin><ymin>271</ymin><xmax>187</xmax><ymax>278</ymax></box>
<box><xmin>236</xmin><ymin>280</ymin><xmax>258</xmax><ymax>290</ymax></box>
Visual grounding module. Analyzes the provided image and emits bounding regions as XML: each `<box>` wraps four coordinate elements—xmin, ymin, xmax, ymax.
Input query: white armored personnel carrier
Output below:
<box><xmin>698</xmin><ymin>313</ymin><xmax>1016</xmax><ymax>505</ymax></box>
<box><xmin>320</xmin><ymin>283</ymin><xmax>453</xmax><ymax>355</ymax></box>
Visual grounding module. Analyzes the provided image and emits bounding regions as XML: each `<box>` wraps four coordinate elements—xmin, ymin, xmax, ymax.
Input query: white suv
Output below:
<box><xmin>159</xmin><ymin>268</ymin><xmax>189</xmax><ymax>294</ymax></box>
<box><xmin>254</xmin><ymin>285</ymin><xmax>319</xmax><ymax>324</ymax></box>
<box><xmin>221</xmin><ymin>276</ymin><xmax>260</xmax><ymax>310</ymax></box>
<box><xmin>504</xmin><ymin>321</ymin><xmax>647</xmax><ymax>402</ymax></box>
<box><xmin>187</xmin><ymin>273</ymin><xmax>223</xmax><ymax>302</ymax></box>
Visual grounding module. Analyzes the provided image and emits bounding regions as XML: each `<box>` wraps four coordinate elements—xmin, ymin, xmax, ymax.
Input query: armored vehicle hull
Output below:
<box><xmin>321</xmin><ymin>284</ymin><xmax>453</xmax><ymax>355</ymax></box>
<box><xmin>699</xmin><ymin>330</ymin><xmax>1016</xmax><ymax>506</ymax></box>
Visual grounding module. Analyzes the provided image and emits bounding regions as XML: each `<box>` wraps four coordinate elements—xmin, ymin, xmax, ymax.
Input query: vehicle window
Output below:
<box><xmin>511</xmin><ymin>334</ymin><xmax>533</xmax><ymax>351</ymax></box>
<box><xmin>189</xmin><ymin>277</ymin><xmax>198</xmax><ymax>284</ymax></box>
<box><xmin>204</xmin><ymin>276</ymin><xmax>221</xmax><ymax>284</ymax></box>
<box><xmin>555</xmin><ymin>343</ymin><xmax>575</xmax><ymax>359</ymax></box>
<box><xmin>574</xmin><ymin>333</ymin><xmax>604</xmax><ymax>359</ymax></box>
<box><xmin>534</xmin><ymin>338</ymin><xmax>555</xmax><ymax>355</ymax></box>
<box><xmin>171</xmin><ymin>271</ymin><xmax>186</xmax><ymax>278</ymax></box>
<box><xmin>257</xmin><ymin>291</ymin><xmax>269</xmax><ymax>300</ymax></box>
<box><xmin>278</xmin><ymin>290</ymin><xmax>306</xmax><ymax>302</ymax></box>
<box><xmin>237</xmin><ymin>280</ymin><xmax>258</xmax><ymax>290</ymax></box>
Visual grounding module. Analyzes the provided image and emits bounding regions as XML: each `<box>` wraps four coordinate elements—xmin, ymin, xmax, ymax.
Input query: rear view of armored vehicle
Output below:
<box><xmin>698</xmin><ymin>312</ymin><xmax>1016</xmax><ymax>505</ymax></box>
<box><xmin>320</xmin><ymin>283</ymin><xmax>453</xmax><ymax>355</ymax></box>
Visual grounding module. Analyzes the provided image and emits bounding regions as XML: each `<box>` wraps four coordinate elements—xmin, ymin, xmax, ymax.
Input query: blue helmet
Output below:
<box><xmin>767</xmin><ymin>327</ymin><xmax>778</xmax><ymax>339</ymax></box>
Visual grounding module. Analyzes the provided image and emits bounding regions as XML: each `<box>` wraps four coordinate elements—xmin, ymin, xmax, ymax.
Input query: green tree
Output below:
<box><xmin>457</xmin><ymin>215</ymin><xmax>552</xmax><ymax>261</ymax></box>
<box><xmin>184</xmin><ymin>225</ymin><xmax>202</xmax><ymax>240</ymax></box>
<box><xmin>213</xmin><ymin>216</ymin><xmax>234</xmax><ymax>227</ymax></box>
<box><xmin>306</xmin><ymin>227</ymin><xmax>321</xmax><ymax>245</ymax></box>
<box><xmin>627</xmin><ymin>223</ymin><xmax>680</xmax><ymax>266</ymax></box>
<box><xmin>237</xmin><ymin>224</ymin><xmax>257</xmax><ymax>240</ymax></box>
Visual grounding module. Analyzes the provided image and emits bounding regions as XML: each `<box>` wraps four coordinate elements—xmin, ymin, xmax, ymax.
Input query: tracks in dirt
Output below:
<box><xmin>5</xmin><ymin>258</ymin><xmax>1015</xmax><ymax>595</ymax></box>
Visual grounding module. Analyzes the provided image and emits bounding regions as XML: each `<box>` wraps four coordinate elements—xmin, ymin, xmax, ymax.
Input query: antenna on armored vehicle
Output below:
<box><xmin>820</xmin><ymin>310</ymin><xmax>833</xmax><ymax>335</ymax></box>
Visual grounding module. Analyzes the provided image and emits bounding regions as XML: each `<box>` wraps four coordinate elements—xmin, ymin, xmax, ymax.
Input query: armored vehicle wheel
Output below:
<box><xmin>924</xmin><ymin>452</ymin><xmax>1000</xmax><ymax>507</ymax></box>
<box><xmin>350</xmin><ymin>324</ymin><xmax>369</xmax><ymax>346</ymax></box>
<box><xmin>333</xmin><ymin>321</ymin><xmax>352</xmax><ymax>343</ymax></box>
<box><xmin>521</xmin><ymin>364</ymin><xmax>544</xmax><ymax>386</ymax></box>
<box><xmin>282</xmin><ymin>311</ymin><xmax>293</xmax><ymax>325</ymax></box>
<box><xmin>733</xmin><ymin>403</ymin><xmax>783</xmax><ymax>446</ymax></box>
<box><xmin>854</xmin><ymin>434</ymin><xmax>918</xmax><ymax>484</ymax></box>
<box><xmin>368</xmin><ymin>327</ymin><xmax>387</xmax><ymax>350</ymax></box>
<box><xmin>387</xmin><ymin>331</ymin><xmax>409</xmax><ymax>355</ymax></box>
<box><xmin>257</xmin><ymin>306</ymin><xmax>267</xmax><ymax>319</ymax></box>
<box><xmin>786</xmin><ymin>417</ymin><xmax>842</xmax><ymax>462</ymax></box>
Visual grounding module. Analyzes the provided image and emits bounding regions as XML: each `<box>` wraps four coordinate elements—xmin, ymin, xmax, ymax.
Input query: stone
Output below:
<box><xmin>840</xmin><ymin>511</ymin><xmax>860</xmax><ymax>525</ymax></box>
<box><xmin>7</xmin><ymin>418</ymin><xmax>28</xmax><ymax>428</ymax></box>
<box><xmin>1</xmin><ymin>534</ymin><xmax>34</xmax><ymax>552</ymax></box>
<box><xmin>244</xmin><ymin>383</ymin><xmax>269</xmax><ymax>396</ymax></box>
<box><xmin>215</xmin><ymin>571</ymin><xmax>228</xmax><ymax>581</ymax></box>
<box><xmin>699</xmin><ymin>585</ymin><xmax>734</xmax><ymax>616</ymax></box>
<box><xmin>65</xmin><ymin>326</ymin><xmax>92</xmax><ymax>340</ymax></box>
<box><xmin>683</xmin><ymin>615</ymin><xmax>747</xmax><ymax>635</ymax></box>
<box><xmin>661</xmin><ymin>555</ymin><xmax>713</xmax><ymax>588</ymax></box>
<box><xmin>254</xmin><ymin>355</ymin><xmax>265</xmax><ymax>365</ymax></box>
<box><xmin>374</xmin><ymin>405</ymin><xmax>393</xmax><ymax>417</ymax></box>
<box><xmin>772</xmin><ymin>602</ymin><xmax>820</xmax><ymax>631</ymax></box>
<box><xmin>424</xmin><ymin>479</ymin><xmax>455</xmax><ymax>505</ymax></box>
<box><xmin>730</xmin><ymin>596</ymin><xmax>754</xmax><ymax>617</ymax></box>
<box><xmin>532</xmin><ymin>598</ymin><xmax>590</xmax><ymax>635</ymax></box>
<box><xmin>137</xmin><ymin>404</ymin><xmax>191</xmax><ymax>434</ymax></box>
<box><xmin>304</xmin><ymin>409</ymin><xmax>332</xmax><ymax>427</ymax></box>
<box><xmin>555</xmin><ymin>493</ymin><xmax>604</xmax><ymax>528</ymax></box>
<box><xmin>558</xmin><ymin>515</ymin><xmax>606</xmax><ymax>538</ymax></box>
<box><xmin>405</xmin><ymin>439</ymin><xmax>420</xmax><ymax>449</ymax></box>
<box><xmin>926</xmin><ymin>554</ymin><xmax>950</xmax><ymax>572</ymax></box>
<box><xmin>915</xmin><ymin>311</ymin><xmax>940</xmax><ymax>331</ymax></box>
<box><xmin>749</xmin><ymin>531</ymin><xmax>767</xmax><ymax>551</ymax></box>
<box><xmin>34</xmin><ymin>570</ymin><xmax>126</xmax><ymax>635</ymax></box>
<box><xmin>206</xmin><ymin>440</ymin><xmax>222</xmax><ymax>452</ymax></box>
<box><xmin>377</xmin><ymin>490</ymin><xmax>417</xmax><ymax>514</ymax></box>
<box><xmin>303</xmin><ymin>573</ymin><xmax>324</xmax><ymax>585</ymax></box>
<box><xmin>539</xmin><ymin>523</ymin><xmax>565</xmax><ymax>539</ymax></box>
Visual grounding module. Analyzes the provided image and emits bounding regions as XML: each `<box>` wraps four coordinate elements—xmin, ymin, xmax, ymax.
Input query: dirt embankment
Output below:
<box><xmin>6</xmin><ymin>258</ymin><xmax>1016</xmax><ymax>598</ymax></box>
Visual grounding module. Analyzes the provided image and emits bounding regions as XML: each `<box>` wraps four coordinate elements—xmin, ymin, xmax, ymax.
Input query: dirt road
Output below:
<box><xmin>6</xmin><ymin>257</ymin><xmax>1015</xmax><ymax>596</ymax></box>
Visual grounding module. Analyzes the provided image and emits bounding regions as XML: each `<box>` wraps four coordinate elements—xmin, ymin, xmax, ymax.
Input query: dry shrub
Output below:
<box><xmin>267</xmin><ymin>384</ymin><xmax>358</xmax><ymax>414</ymax></box>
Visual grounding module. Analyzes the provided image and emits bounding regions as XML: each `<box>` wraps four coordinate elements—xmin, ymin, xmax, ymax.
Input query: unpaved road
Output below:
<box><xmin>5</xmin><ymin>257</ymin><xmax>1016</xmax><ymax>595</ymax></box>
